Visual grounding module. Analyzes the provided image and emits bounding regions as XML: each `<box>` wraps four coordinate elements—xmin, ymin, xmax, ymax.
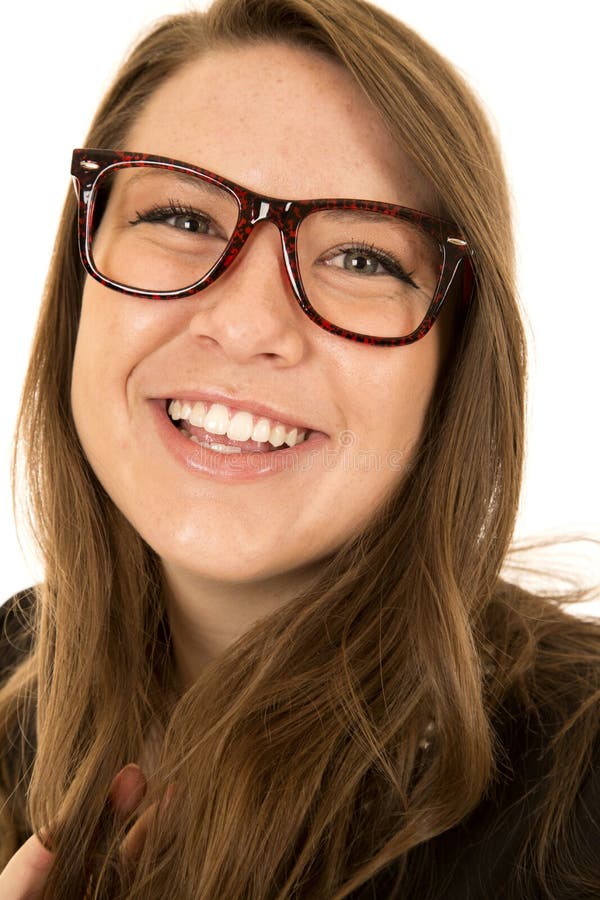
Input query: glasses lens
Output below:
<box><xmin>88</xmin><ymin>165</ymin><xmax>240</xmax><ymax>292</ymax></box>
<box><xmin>296</xmin><ymin>209</ymin><xmax>442</xmax><ymax>338</ymax></box>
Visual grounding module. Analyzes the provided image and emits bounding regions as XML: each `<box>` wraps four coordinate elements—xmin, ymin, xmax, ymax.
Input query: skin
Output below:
<box><xmin>70</xmin><ymin>43</ymin><xmax>448</xmax><ymax>686</ymax></box>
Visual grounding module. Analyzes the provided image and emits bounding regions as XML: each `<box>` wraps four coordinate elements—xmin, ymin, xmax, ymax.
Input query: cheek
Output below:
<box><xmin>71</xmin><ymin>324</ymin><xmax>123</xmax><ymax>487</ymax></box>
<box><xmin>353</xmin><ymin>329</ymin><xmax>443</xmax><ymax>455</ymax></box>
<box><xmin>319</xmin><ymin>336</ymin><xmax>443</xmax><ymax>547</ymax></box>
<box><xmin>70</xmin><ymin>283</ymin><xmax>142</xmax><ymax>472</ymax></box>
<box><xmin>71</xmin><ymin>279</ymin><xmax>179</xmax><ymax>417</ymax></box>
<box><xmin>71</xmin><ymin>302</ymin><xmax>101</xmax><ymax>436</ymax></box>
<box><xmin>72</xmin><ymin>287</ymin><xmax>115</xmax><ymax>425</ymax></box>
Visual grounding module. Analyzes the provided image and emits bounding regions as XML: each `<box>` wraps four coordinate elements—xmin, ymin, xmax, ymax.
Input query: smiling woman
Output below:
<box><xmin>0</xmin><ymin>1</ymin><xmax>599</xmax><ymax>898</ymax></box>
<box><xmin>69</xmin><ymin>40</ymin><xmax>456</xmax><ymax>600</ymax></box>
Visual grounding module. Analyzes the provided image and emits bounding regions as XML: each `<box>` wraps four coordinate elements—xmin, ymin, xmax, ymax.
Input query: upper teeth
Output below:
<box><xmin>168</xmin><ymin>400</ymin><xmax>309</xmax><ymax>448</ymax></box>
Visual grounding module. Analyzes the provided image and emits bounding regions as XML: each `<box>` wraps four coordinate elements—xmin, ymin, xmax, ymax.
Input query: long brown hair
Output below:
<box><xmin>2</xmin><ymin>1</ymin><xmax>598</xmax><ymax>897</ymax></box>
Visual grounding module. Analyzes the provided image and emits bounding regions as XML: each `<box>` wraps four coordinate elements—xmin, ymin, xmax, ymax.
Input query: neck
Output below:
<box><xmin>161</xmin><ymin>560</ymin><xmax>324</xmax><ymax>688</ymax></box>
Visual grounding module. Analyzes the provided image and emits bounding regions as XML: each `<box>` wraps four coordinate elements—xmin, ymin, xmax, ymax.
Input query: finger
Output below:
<box><xmin>0</xmin><ymin>832</ymin><xmax>55</xmax><ymax>900</ymax></box>
<box><xmin>109</xmin><ymin>764</ymin><xmax>147</xmax><ymax>819</ymax></box>
<box><xmin>120</xmin><ymin>783</ymin><xmax>176</xmax><ymax>867</ymax></box>
<box><xmin>120</xmin><ymin>799</ymin><xmax>159</xmax><ymax>864</ymax></box>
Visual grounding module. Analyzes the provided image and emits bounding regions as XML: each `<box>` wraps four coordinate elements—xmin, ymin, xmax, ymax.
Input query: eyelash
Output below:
<box><xmin>325</xmin><ymin>241</ymin><xmax>419</xmax><ymax>288</ymax></box>
<box><xmin>129</xmin><ymin>200</ymin><xmax>209</xmax><ymax>228</ymax></box>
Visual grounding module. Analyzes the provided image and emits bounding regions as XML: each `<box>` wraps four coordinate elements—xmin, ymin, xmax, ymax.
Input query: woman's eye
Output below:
<box><xmin>332</xmin><ymin>249</ymin><xmax>385</xmax><ymax>275</ymax></box>
<box><xmin>324</xmin><ymin>246</ymin><xmax>418</xmax><ymax>287</ymax></box>
<box><xmin>164</xmin><ymin>213</ymin><xmax>208</xmax><ymax>233</ymax></box>
<box><xmin>130</xmin><ymin>206</ymin><xmax>213</xmax><ymax>234</ymax></box>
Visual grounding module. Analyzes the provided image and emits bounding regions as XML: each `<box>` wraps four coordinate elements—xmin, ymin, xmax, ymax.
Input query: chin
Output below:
<box><xmin>161</xmin><ymin>555</ymin><xmax>291</xmax><ymax>587</ymax></box>
<box><xmin>156</xmin><ymin>531</ymin><xmax>328</xmax><ymax>589</ymax></box>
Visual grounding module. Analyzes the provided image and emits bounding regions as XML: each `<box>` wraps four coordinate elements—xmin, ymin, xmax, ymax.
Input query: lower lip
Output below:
<box><xmin>150</xmin><ymin>400</ymin><xmax>329</xmax><ymax>482</ymax></box>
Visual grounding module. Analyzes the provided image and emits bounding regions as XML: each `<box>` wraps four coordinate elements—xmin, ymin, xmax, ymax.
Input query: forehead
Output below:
<box><xmin>124</xmin><ymin>42</ymin><xmax>437</xmax><ymax>211</ymax></box>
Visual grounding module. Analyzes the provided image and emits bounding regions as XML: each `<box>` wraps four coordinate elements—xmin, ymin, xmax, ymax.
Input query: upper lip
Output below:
<box><xmin>157</xmin><ymin>390</ymin><xmax>327</xmax><ymax>435</ymax></box>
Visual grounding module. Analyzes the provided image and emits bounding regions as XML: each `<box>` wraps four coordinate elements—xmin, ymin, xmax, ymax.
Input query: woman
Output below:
<box><xmin>1</xmin><ymin>0</ymin><xmax>598</xmax><ymax>897</ymax></box>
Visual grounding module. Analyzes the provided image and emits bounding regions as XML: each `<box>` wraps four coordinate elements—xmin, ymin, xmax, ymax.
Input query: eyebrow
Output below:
<box><xmin>117</xmin><ymin>167</ymin><xmax>229</xmax><ymax>202</ymax></box>
<box><xmin>316</xmin><ymin>208</ymin><xmax>428</xmax><ymax>236</ymax></box>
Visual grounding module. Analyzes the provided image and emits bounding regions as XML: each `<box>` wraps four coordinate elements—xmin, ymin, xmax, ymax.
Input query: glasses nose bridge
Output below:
<box><xmin>239</xmin><ymin>194</ymin><xmax>297</xmax><ymax>287</ymax></box>
<box><xmin>248</xmin><ymin>195</ymin><xmax>292</xmax><ymax>233</ymax></box>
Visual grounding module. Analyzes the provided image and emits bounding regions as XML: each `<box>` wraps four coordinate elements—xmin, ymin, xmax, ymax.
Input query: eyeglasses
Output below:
<box><xmin>71</xmin><ymin>148</ymin><xmax>474</xmax><ymax>347</ymax></box>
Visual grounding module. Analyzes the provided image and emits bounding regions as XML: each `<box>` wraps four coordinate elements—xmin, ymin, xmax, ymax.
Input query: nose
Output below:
<box><xmin>186</xmin><ymin>221</ymin><xmax>308</xmax><ymax>366</ymax></box>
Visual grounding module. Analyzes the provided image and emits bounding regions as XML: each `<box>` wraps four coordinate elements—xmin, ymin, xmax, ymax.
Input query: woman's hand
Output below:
<box><xmin>0</xmin><ymin>763</ymin><xmax>172</xmax><ymax>899</ymax></box>
<box><xmin>0</xmin><ymin>831</ymin><xmax>54</xmax><ymax>900</ymax></box>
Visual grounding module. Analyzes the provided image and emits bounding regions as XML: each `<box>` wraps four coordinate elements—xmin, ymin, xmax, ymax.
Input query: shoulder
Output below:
<box><xmin>0</xmin><ymin>588</ymin><xmax>36</xmax><ymax>685</ymax></box>
<box><xmin>410</xmin><ymin>617</ymin><xmax>600</xmax><ymax>899</ymax></box>
<box><xmin>400</xmin><ymin>733</ymin><xmax>600</xmax><ymax>900</ymax></box>
<box><xmin>374</xmin><ymin>600</ymin><xmax>600</xmax><ymax>899</ymax></box>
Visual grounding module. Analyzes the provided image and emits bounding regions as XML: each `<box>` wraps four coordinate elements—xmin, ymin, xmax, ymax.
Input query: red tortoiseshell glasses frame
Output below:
<box><xmin>71</xmin><ymin>148</ymin><xmax>475</xmax><ymax>348</ymax></box>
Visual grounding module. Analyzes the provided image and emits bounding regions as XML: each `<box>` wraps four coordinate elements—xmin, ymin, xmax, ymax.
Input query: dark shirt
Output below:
<box><xmin>1</xmin><ymin>589</ymin><xmax>35</xmax><ymax>685</ymax></box>
<box><xmin>1</xmin><ymin>591</ymin><xmax>599</xmax><ymax>898</ymax></box>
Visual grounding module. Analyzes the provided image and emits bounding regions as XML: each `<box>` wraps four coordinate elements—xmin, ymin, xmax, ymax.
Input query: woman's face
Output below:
<box><xmin>71</xmin><ymin>42</ymin><xmax>446</xmax><ymax>589</ymax></box>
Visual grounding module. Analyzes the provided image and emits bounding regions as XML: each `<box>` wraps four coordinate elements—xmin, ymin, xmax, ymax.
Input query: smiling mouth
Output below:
<box><xmin>166</xmin><ymin>399</ymin><xmax>312</xmax><ymax>455</ymax></box>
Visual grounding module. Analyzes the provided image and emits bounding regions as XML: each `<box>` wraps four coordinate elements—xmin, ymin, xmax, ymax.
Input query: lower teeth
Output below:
<box><xmin>190</xmin><ymin>436</ymin><xmax>241</xmax><ymax>454</ymax></box>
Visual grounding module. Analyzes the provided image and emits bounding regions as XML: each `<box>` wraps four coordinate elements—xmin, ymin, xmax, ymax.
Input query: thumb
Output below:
<box><xmin>0</xmin><ymin>832</ymin><xmax>55</xmax><ymax>900</ymax></box>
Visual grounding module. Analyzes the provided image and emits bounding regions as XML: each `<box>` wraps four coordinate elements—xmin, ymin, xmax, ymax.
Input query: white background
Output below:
<box><xmin>1</xmin><ymin>1</ymin><xmax>598</xmax><ymax>613</ymax></box>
